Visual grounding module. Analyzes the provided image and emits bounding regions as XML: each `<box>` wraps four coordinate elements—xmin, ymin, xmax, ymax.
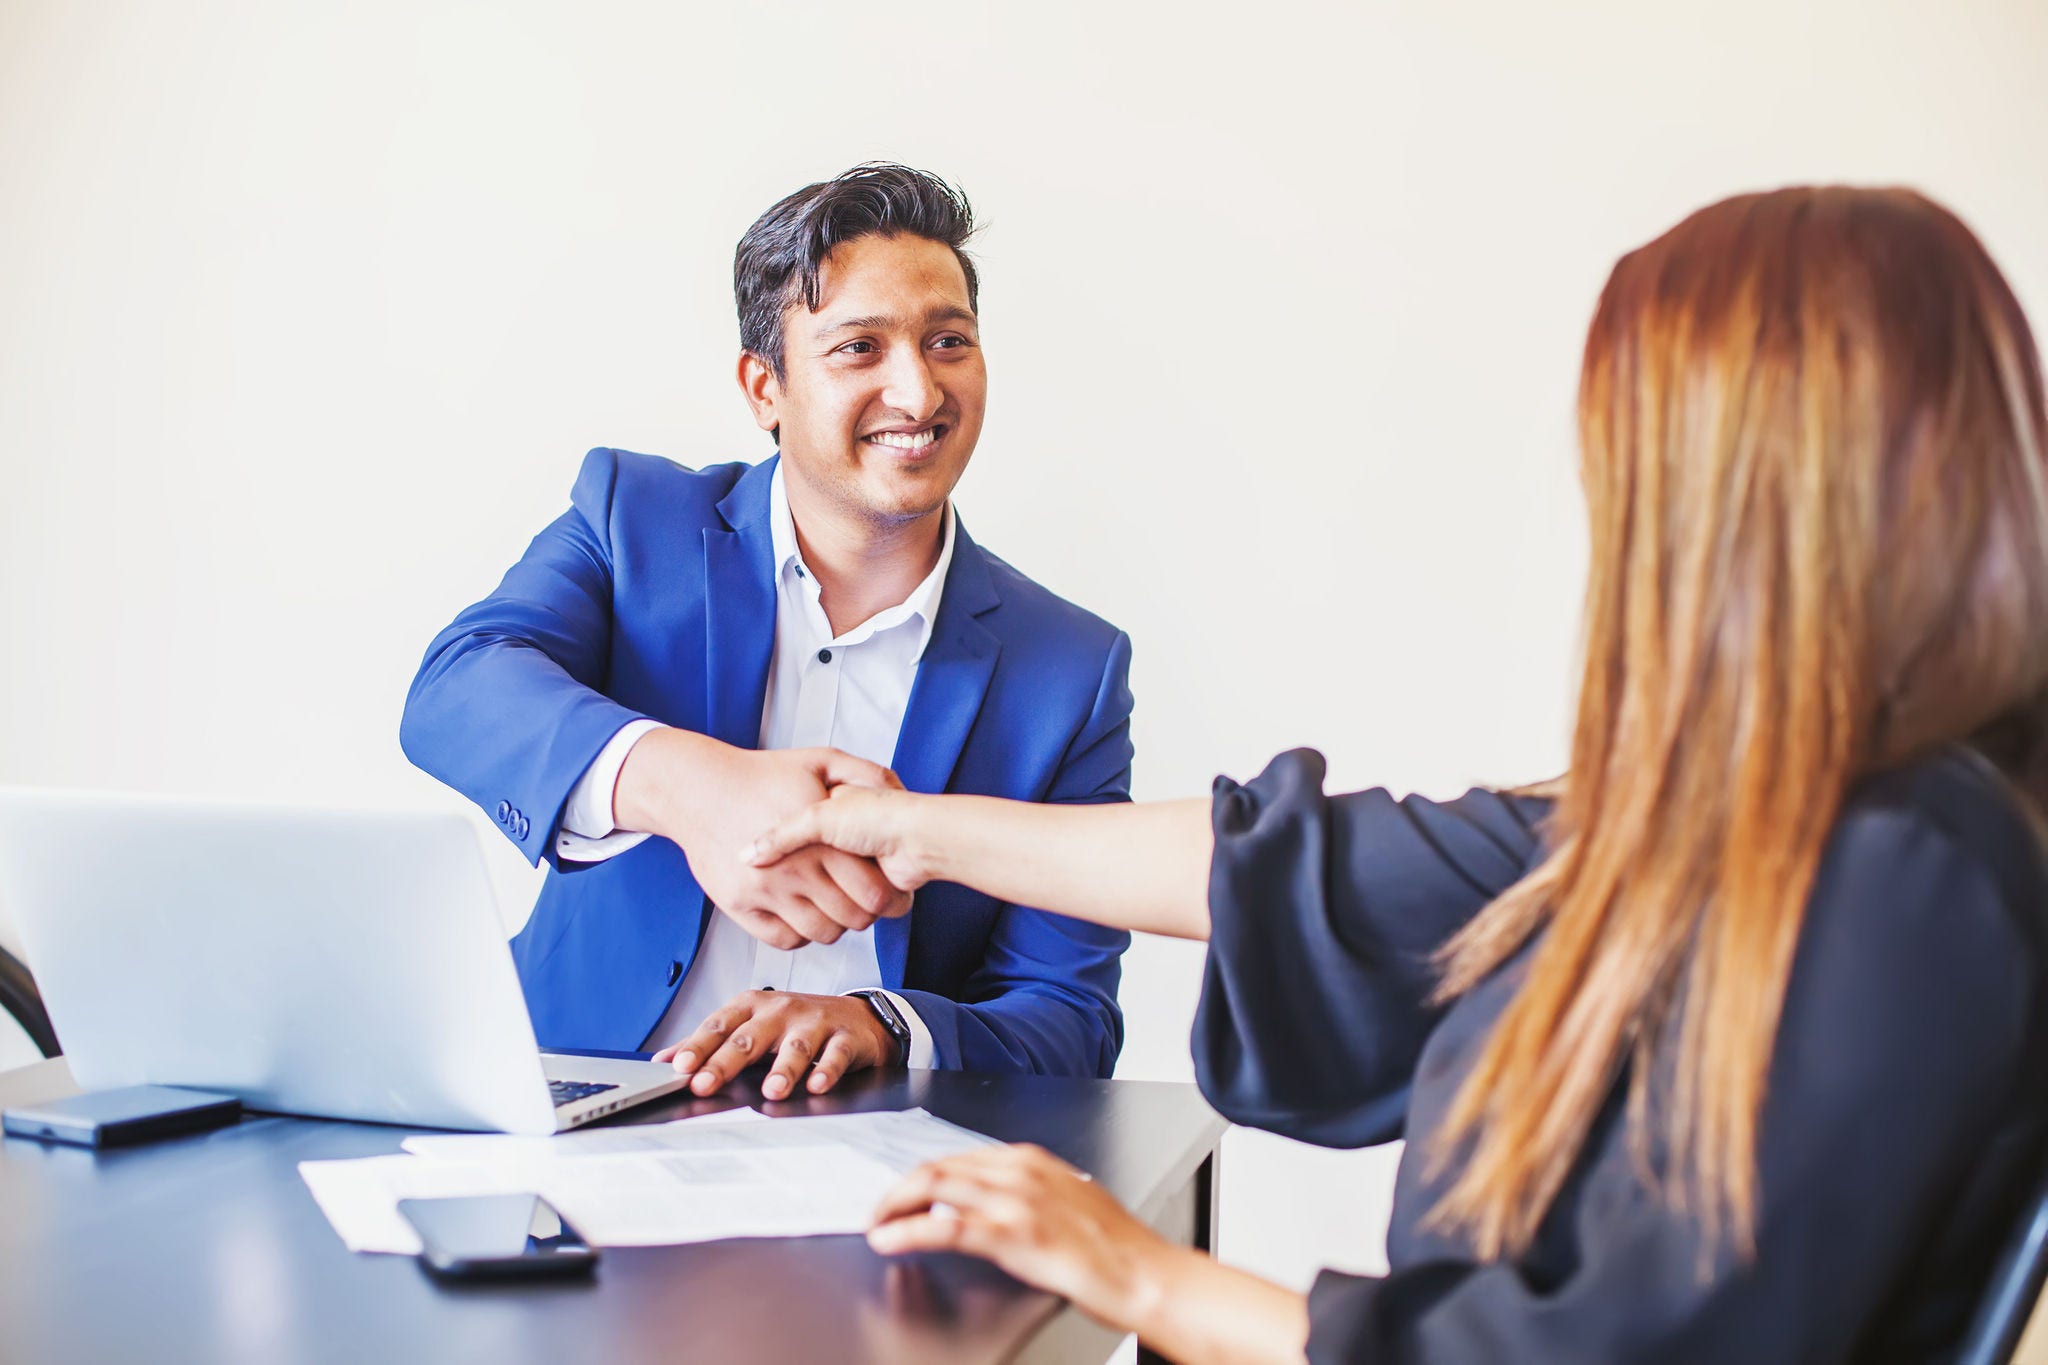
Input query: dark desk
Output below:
<box><xmin>0</xmin><ymin>1059</ymin><xmax>1225</xmax><ymax>1364</ymax></box>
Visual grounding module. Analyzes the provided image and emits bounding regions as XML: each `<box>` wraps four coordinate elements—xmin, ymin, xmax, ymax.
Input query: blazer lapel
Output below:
<box><xmin>878</xmin><ymin>524</ymin><xmax>1003</xmax><ymax>988</ymax></box>
<box><xmin>702</xmin><ymin>458</ymin><xmax>780</xmax><ymax>749</ymax></box>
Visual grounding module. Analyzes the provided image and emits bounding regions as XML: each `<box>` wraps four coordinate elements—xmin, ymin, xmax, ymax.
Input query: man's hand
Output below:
<box><xmin>614</xmin><ymin>728</ymin><xmax>909</xmax><ymax>948</ymax></box>
<box><xmin>651</xmin><ymin>989</ymin><xmax>902</xmax><ymax>1099</ymax></box>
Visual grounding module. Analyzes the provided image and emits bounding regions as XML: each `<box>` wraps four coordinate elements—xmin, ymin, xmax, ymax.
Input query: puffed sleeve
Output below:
<box><xmin>1297</xmin><ymin>796</ymin><xmax>2043</xmax><ymax>1363</ymax></box>
<box><xmin>1193</xmin><ymin>749</ymin><xmax>1546</xmax><ymax>1147</ymax></box>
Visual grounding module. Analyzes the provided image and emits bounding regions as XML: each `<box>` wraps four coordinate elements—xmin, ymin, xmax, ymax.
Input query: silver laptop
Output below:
<box><xmin>0</xmin><ymin>788</ymin><xmax>689</xmax><ymax>1134</ymax></box>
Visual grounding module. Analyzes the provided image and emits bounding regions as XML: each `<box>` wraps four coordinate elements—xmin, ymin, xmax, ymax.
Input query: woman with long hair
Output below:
<box><xmin>744</xmin><ymin>187</ymin><xmax>2048</xmax><ymax>1361</ymax></box>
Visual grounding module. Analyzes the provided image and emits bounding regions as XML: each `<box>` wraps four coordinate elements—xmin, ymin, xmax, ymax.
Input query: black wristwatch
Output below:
<box><xmin>850</xmin><ymin>989</ymin><xmax>911</xmax><ymax>1065</ymax></box>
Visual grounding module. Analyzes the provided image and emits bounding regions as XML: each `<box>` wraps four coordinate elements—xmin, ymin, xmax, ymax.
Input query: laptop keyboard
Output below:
<box><xmin>549</xmin><ymin>1080</ymin><xmax>621</xmax><ymax>1108</ymax></box>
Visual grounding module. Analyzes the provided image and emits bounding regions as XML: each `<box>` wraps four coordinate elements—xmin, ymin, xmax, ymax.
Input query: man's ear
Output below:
<box><xmin>737</xmin><ymin>351</ymin><xmax>782</xmax><ymax>437</ymax></box>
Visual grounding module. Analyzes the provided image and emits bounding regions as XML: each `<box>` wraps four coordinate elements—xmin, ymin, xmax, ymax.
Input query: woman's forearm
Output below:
<box><xmin>1127</xmin><ymin>1244</ymin><xmax>1311</xmax><ymax>1364</ymax></box>
<box><xmin>912</xmin><ymin>795</ymin><xmax>1214</xmax><ymax>940</ymax></box>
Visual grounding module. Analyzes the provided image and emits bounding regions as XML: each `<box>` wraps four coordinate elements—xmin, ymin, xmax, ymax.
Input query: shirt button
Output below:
<box><xmin>817</xmin><ymin>648</ymin><xmax>833</xmax><ymax>664</ymax></box>
<box><xmin>794</xmin><ymin>565</ymin><xmax>805</xmax><ymax>578</ymax></box>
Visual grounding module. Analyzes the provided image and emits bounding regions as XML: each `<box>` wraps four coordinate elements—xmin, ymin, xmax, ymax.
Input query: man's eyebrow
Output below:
<box><xmin>815</xmin><ymin>305</ymin><xmax>978</xmax><ymax>336</ymax></box>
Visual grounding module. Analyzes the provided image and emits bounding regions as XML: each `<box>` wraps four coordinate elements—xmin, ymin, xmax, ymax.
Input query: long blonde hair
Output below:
<box><xmin>1429</xmin><ymin>188</ymin><xmax>2048</xmax><ymax>1260</ymax></box>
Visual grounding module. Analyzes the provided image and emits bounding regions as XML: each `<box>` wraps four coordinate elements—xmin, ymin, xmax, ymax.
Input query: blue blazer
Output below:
<box><xmin>400</xmin><ymin>450</ymin><xmax>1133</xmax><ymax>1075</ymax></box>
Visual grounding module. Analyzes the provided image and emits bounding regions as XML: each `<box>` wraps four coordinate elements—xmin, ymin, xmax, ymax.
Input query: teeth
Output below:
<box><xmin>869</xmin><ymin>428</ymin><xmax>936</xmax><ymax>450</ymax></box>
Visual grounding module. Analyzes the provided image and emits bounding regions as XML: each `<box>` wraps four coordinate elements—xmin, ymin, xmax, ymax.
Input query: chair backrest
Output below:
<box><xmin>1956</xmin><ymin>1163</ymin><xmax>2048</xmax><ymax>1365</ymax></box>
<box><xmin>0</xmin><ymin>946</ymin><xmax>59</xmax><ymax>1060</ymax></box>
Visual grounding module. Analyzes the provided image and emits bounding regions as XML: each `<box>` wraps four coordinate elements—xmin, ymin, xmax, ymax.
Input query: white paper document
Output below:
<box><xmin>299</xmin><ymin>1107</ymin><xmax>998</xmax><ymax>1254</ymax></box>
<box><xmin>397</xmin><ymin>1104</ymin><xmax>768</xmax><ymax>1165</ymax></box>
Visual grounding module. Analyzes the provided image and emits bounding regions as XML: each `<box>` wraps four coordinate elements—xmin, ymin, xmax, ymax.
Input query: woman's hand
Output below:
<box><xmin>866</xmin><ymin>1143</ymin><xmax>1185</xmax><ymax>1334</ymax></box>
<box><xmin>746</xmin><ymin>785</ymin><xmax>936</xmax><ymax>893</ymax></box>
<box><xmin>754</xmin><ymin>787</ymin><xmax>1217</xmax><ymax>943</ymax></box>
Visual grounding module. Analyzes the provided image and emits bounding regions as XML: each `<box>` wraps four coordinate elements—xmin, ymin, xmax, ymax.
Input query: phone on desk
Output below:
<box><xmin>2</xmin><ymin>1085</ymin><xmax>240</xmax><ymax>1147</ymax></box>
<box><xmin>398</xmin><ymin>1194</ymin><xmax>599</xmax><ymax>1280</ymax></box>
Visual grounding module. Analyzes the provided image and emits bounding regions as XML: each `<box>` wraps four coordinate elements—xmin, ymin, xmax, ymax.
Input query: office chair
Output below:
<box><xmin>1956</xmin><ymin>1159</ymin><xmax>2048</xmax><ymax>1365</ymax></box>
<box><xmin>0</xmin><ymin>946</ymin><xmax>58</xmax><ymax>1060</ymax></box>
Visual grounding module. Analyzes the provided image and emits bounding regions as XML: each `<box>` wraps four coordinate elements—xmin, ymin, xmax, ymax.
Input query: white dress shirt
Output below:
<box><xmin>554</xmin><ymin>464</ymin><xmax>953</xmax><ymax>1065</ymax></box>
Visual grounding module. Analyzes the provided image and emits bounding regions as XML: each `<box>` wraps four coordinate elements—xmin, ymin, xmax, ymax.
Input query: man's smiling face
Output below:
<box><xmin>749</xmin><ymin>232</ymin><xmax>986</xmax><ymax>527</ymax></box>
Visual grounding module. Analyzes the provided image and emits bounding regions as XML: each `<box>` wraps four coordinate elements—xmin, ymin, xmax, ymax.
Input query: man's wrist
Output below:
<box><xmin>613</xmin><ymin>727</ymin><xmax>723</xmax><ymax>839</ymax></box>
<box><xmin>850</xmin><ymin>989</ymin><xmax>911</xmax><ymax>1065</ymax></box>
<box><xmin>564</xmin><ymin>719</ymin><xmax>664</xmax><ymax>841</ymax></box>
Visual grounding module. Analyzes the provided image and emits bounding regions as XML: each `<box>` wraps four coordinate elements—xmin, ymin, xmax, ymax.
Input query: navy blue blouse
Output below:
<box><xmin>1194</xmin><ymin>748</ymin><xmax>2048</xmax><ymax>1362</ymax></box>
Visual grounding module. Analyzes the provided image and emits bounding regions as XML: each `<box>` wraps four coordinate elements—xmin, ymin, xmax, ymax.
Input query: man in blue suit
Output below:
<box><xmin>401</xmin><ymin>165</ymin><xmax>1133</xmax><ymax>1104</ymax></box>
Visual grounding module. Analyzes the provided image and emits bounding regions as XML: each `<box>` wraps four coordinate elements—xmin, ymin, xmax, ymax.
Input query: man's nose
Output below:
<box><xmin>879</xmin><ymin>350</ymin><xmax>943</xmax><ymax>422</ymax></box>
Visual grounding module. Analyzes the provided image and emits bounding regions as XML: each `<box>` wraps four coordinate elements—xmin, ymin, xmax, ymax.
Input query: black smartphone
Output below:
<box><xmin>398</xmin><ymin>1194</ymin><xmax>599</xmax><ymax>1280</ymax></box>
<box><xmin>2</xmin><ymin>1085</ymin><xmax>241</xmax><ymax>1147</ymax></box>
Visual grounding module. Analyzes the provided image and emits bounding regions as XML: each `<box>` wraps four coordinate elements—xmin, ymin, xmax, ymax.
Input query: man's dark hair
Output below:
<box><xmin>734</xmin><ymin>163</ymin><xmax>980</xmax><ymax>379</ymax></box>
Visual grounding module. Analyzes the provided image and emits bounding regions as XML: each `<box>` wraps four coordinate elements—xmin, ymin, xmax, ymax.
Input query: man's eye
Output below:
<box><xmin>931</xmin><ymin>334</ymin><xmax>971</xmax><ymax>350</ymax></box>
<box><xmin>838</xmin><ymin>340</ymin><xmax>877</xmax><ymax>355</ymax></box>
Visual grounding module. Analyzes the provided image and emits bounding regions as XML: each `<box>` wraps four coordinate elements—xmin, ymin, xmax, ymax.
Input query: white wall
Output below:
<box><xmin>4</xmin><ymin>0</ymin><xmax>2046</xmax><ymax>1295</ymax></box>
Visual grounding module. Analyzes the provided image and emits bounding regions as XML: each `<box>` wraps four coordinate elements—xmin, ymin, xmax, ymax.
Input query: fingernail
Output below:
<box><xmin>692</xmin><ymin>1072</ymin><xmax>716</xmax><ymax>1094</ymax></box>
<box><xmin>675</xmin><ymin>1052</ymin><xmax>696</xmax><ymax>1073</ymax></box>
<box><xmin>809</xmin><ymin>1072</ymin><xmax>830</xmax><ymax>1092</ymax></box>
<box><xmin>764</xmin><ymin>1075</ymin><xmax>787</xmax><ymax>1098</ymax></box>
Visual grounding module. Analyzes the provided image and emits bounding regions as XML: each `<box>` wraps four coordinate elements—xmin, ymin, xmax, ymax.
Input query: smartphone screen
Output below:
<box><xmin>398</xmin><ymin>1194</ymin><xmax>598</xmax><ymax>1278</ymax></box>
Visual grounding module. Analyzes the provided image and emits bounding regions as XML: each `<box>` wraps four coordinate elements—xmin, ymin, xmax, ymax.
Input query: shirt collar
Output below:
<box><xmin>768</xmin><ymin>461</ymin><xmax>956</xmax><ymax>659</ymax></box>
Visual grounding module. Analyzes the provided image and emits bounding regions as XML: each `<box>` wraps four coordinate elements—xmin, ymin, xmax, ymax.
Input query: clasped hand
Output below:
<box><xmin>616</xmin><ymin>729</ymin><xmax>914</xmax><ymax>949</ymax></box>
<box><xmin>743</xmin><ymin>783</ymin><xmax>934</xmax><ymax>893</ymax></box>
<box><xmin>617</xmin><ymin>731</ymin><xmax>933</xmax><ymax>1098</ymax></box>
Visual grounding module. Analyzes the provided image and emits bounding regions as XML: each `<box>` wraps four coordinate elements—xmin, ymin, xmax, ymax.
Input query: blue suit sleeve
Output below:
<box><xmin>399</xmin><ymin>449</ymin><xmax>655</xmax><ymax>866</ymax></box>
<box><xmin>895</xmin><ymin>631</ymin><xmax>1136</xmax><ymax>1077</ymax></box>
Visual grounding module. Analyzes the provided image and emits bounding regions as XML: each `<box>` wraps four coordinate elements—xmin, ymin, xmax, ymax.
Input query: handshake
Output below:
<box><xmin>611</xmin><ymin>727</ymin><xmax>943</xmax><ymax>1102</ymax></box>
<box><xmin>612</xmin><ymin>726</ymin><xmax>930</xmax><ymax>951</ymax></box>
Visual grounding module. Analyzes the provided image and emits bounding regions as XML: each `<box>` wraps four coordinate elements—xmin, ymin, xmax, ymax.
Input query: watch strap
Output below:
<box><xmin>851</xmin><ymin>989</ymin><xmax>911</xmax><ymax>1064</ymax></box>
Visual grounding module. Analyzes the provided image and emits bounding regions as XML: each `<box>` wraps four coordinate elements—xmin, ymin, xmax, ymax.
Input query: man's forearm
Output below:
<box><xmin>612</xmin><ymin>726</ymin><xmax>727</xmax><ymax>842</ymax></box>
<box><xmin>914</xmin><ymin>796</ymin><xmax>1214</xmax><ymax>940</ymax></box>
